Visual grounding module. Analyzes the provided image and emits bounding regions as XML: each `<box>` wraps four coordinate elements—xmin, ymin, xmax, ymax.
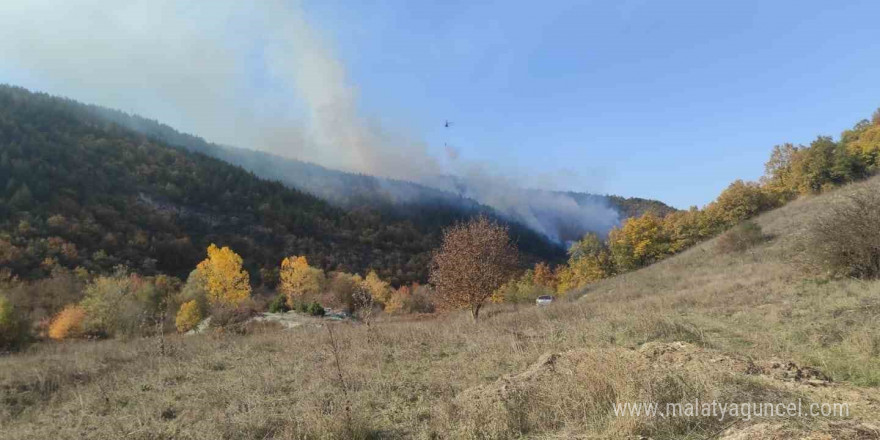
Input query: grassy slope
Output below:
<box><xmin>2</xmin><ymin>178</ymin><xmax>880</xmax><ymax>439</ymax></box>
<box><xmin>577</xmin><ymin>174</ymin><xmax>880</xmax><ymax>386</ymax></box>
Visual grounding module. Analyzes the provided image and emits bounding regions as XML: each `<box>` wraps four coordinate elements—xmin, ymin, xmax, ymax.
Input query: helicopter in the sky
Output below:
<box><xmin>444</xmin><ymin>120</ymin><xmax>453</xmax><ymax>128</ymax></box>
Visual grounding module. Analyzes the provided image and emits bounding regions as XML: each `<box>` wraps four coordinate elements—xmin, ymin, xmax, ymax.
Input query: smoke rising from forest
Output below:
<box><xmin>0</xmin><ymin>0</ymin><xmax>619</xmax><ymax>241</ymax></box>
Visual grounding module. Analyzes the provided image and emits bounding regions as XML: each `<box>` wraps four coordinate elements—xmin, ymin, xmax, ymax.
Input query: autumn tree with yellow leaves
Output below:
<box><xmin>546</xmin><ymin>108</ymin><xmax>880</xmax><ymax>297</ymax></box>
<box><xmin>608</xmin><ymin>213</ymin><xmax>669</xmax><ymax>271</ymax></box>
<box><xmin>195</xmin><ymin>244</ymin><xmax>251</xmax><ymax>307</ymax></box>
<box><xmin>175</xmin><ymin>300</ymin><xmax>202</xmax><ymax>333</ymax></box>
<box><xmin>554</xmin><ymin>232</ymin><xmax>615</xmax><ymax>293</ymax></box>
<box><xmin>704</xmin><ymin>180</ymin><xmax>777</xmax><ymax>228</ymax></box>
<box><xmin>363</xmin><ymin>270</ymin><xmax>391</xmax><ymax>305</ymax></box>
<box><xmin>279</xmin><ymin>256</ymin><xmax>324</xmax><ymax>307</ymax></box>
<box><xmin>662</xmin><ymin>207</ymin><xmax>711</xmax><ymax>253</ymax></box>
<box><xmin>842</xmin><ymin>111</ymin><xmax>880</xmax><ymax>169</ymax></box>
<box><xmin>383</xmin><ymin>285</ymin><xmax>410</xmax><ymax>314</ymax></box>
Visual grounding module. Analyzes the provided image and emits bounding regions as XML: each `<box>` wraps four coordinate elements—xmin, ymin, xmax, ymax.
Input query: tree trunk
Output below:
<box><xmin>471</xmin><ymin>304</ymin><xmax>481</xmax><ymax>320</ymax></box>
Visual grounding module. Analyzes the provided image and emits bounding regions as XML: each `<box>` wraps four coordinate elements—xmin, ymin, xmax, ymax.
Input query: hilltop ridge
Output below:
<box><xmin>0</xmin><ymin>85</ymin><xmax>565</xmax><ymax>284</ymax></box>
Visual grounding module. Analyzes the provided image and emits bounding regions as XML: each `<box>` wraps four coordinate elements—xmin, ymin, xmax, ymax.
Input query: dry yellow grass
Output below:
<box><xmin>2</xmin><ymin>178</ymin><xmax>880</xmax><ymax>439</ymax></box>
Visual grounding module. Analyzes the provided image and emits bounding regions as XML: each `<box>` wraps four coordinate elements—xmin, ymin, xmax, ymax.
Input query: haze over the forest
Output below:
<box><xmin>0</xmin><ymin>0</ymin><xmax>625</xmax><ymax>240</ymax></box>
<box><xmin>4</xmin><ymin>1</ymin><xmax>880</xmax><ymax>237</ymax></box>
<box><xmin>3</xmin><ymin>1</ymin><xmax>880</xmax><ymax>210</ymax></box>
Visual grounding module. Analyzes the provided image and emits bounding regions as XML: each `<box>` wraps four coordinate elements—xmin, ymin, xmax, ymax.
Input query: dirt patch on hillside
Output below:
<box><xmin>455</xmin><ymin>342</ymin><xmax>880</xmax><ymax>439</ymax></box>
<box><xmin>719</xmin><ymin>421</ymin><xmax>880</xmax><ymax>440</ymax></box>
<box><xmin>638</xmin><ymin>341</ymin><xmax>833</xmax><ymax>387</ymax></box>
<box><xmin>755</xmin><ymin>360</ymin><xmax>832</xmax><ymax>386</ymax></box>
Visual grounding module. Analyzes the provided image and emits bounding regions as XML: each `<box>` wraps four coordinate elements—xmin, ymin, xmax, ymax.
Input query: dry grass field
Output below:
<box><xmin>3</xmin><ymin>178</ymin><xmax>880</xmax><ymax>439</ymax></box>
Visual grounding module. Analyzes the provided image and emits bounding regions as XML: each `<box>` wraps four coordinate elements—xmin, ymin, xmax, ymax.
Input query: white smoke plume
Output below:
<box><xmin>0</xmin><ymin>0</ymin><xmax>619</xmax><ymax>240</ymax></box>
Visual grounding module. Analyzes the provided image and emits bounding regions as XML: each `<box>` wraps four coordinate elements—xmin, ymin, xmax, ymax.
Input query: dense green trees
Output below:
<box><xmin>0</xmin><ymin>294</ymin><xmax>31</xmax><ymax>350</ymax></box>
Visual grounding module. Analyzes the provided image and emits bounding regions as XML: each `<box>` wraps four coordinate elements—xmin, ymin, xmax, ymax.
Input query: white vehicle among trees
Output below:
<box><xmin>536</xmin><ymin>295</ymin><xmax>554</xmax><ymax>305</ymax></box>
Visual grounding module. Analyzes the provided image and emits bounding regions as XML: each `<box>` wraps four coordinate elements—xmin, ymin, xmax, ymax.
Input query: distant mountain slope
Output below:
<box><xmin>0</xmin><ymin>85</ymin><xmax>564</xmax><ymax>284</ymax></box>
<box><xmin>569</xmin><ymin>193</ymin><xmax>678</xmax><ymax>219</ymax></box>
<box><xmin>81</xmin><ymin>104</ymin><xmax>487</xmax><ymax>211</ymax></box>
<box><xmin>79</xmin><ymin>100</ymin><xmax>676</xmax><ymax>238</ymax></box>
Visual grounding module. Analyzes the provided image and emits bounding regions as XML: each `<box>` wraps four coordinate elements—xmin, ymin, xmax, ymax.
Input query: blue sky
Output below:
<box><xmin>299</xmin><ymin>0</ymin><xmax>880</xmax><ymax>208</ymax></box>
<box><xmin>1</xmin><ymin>0</ymin><xmax>879</xmax><ymax>209</ymax></box>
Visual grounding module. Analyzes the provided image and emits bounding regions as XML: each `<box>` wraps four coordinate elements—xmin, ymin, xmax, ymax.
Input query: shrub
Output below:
<box><xmin>306</xmin><ymin>301</ymin><xmax>325</xmax><ymax>317</ymax></box>
<box><xmin>175</xmin><ymin>300</ymin><xmax>202</xmax><ymax>333</ymax></box>
<box><xmin>267</xmin><ymin>293</ymin><xmax>290</xmax><ymax>313</ymax></box>
<box><xmin>326</xmin><ymin>271</ymin><xmax>362</xmax><ymax>312</ymax></box>
<box><xmin>382</xmin><ymin>284</ymin><xmax>435</xmax><ymax>314</ymax></box>
<box><xmin>176</xmin><ymin>269</ymin><xmax>209</xmax><ymax>320</ymax></box>
<box><xmin>0</xmin><ymin>295</ymin><xmax>32</xmax><ymax>351</ymax></box>
<box><xmin>293</xmin><ymin>301</ymin><xmax>325</xmax><ymax>316</ymax></box>
<box><xmin>79</xmin><ymin>271</ymin><xmax>144</xmax><ymax>338</ymax></box>
<box><xmin>351</xmin><ymin>284</ymin><xmax>376</xmax><ymax>320</ymax></box>
<box><xmin>409</xmin><ymin>284</ymin><xmax>436</xmax><ymax>314</ymax></box>
<box><xmin>48</xmin><ymin>305</ymin><xmax>86</xmax><ymax>340</ymax></box>
<box><xmin>803</xmin><ymin>187</ymin><xmax>880</xmax><ymax>278</ymax></box>
<box><xmin>384</xmin><ymin>286</ymin><xmax>410</xmax><ymax>314</ymax></box>
<box><xmin>716</xmin><ymin>221</ymin><xmax>767</xmax><ymax>253</ymax></box>
<box><xmin>494</xmin><ymin>272</ymin><xmax>555</xmax><ymax>304</ymax></box>
<box><xmin>1</xmin><ymin>266</ymin><xmax>85</xmax><ymax>327</ymax></box>
<box><xmin>209</xmin><ymin>299</ymin><xmax>259</xmax><ymax>333</ymax></box>
<box><xmin>74</xmin><ymin>271</ymin><xmax>179</xmax><ymax>338</ymax></box>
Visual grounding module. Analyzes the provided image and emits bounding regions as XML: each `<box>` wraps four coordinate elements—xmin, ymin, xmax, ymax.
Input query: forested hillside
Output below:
<box><xmin>76</xmin><ymin>95</ymin><xmax>676</xmax><ymax>234</ymax></box>
<box><xmin>0</xmin><ymin>85</ymin><xmax>564</xmax><ymax>285</ymax></box>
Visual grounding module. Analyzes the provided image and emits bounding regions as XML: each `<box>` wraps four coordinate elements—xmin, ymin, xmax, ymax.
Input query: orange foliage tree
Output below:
<box><xmin>48</xmin><ymin>305</ymin><xmax>86</xmax><ymax>340</ymax></box>
<box><xmin>532</xmin><ymin>262</ymin><xmax>557</xmax><ymax>290</ymax></box>
<box><xmin>384</xmin><ymin>285</ymin><xmax>411</xmax><ymax>314</ymax></box>
<box><xmin>429</xmin><ymin>216</ymin><xmax>519</xmax><ymax>320</ymax></box>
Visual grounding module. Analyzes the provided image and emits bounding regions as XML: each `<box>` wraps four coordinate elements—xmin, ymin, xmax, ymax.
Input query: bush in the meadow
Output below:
<box><xmin>267</xmin><ymin>293</ymin><xmax>290</xmax><ymax>313</ymax></box>
<box><xmin>79</xmin><ymin>270</ymin><xmax>143</xmax><ymax>338</ymax></box>
<box><xmin>716</xmin><ymin>221</ymin><xmax>767</xmax><ymax>253</ymax></box>
<box><xmin>0</xmin><ymin>294</ymin><xmax>32</xmax><ymax>351</ymax></box>
<box><xmin>48</xmin><ymin>305</ymin><xmax>86</xmax><ymax>340</ymax></box>
<box><xmin>175</xmin><ymin>300</ymin><xmax>202</xmax><ymax>333</ymax></box>
<box><xmin>804</xmin><ymin>187</ymin><xmax>880</xmax><ymax>278</ymax></box>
